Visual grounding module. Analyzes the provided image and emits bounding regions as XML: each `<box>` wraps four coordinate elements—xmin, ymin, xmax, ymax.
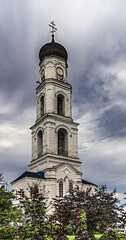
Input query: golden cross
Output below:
<box><xmin>49</xmin><ymin>21</ymin><xmax>57</xmax><ymax>36</ymax></box>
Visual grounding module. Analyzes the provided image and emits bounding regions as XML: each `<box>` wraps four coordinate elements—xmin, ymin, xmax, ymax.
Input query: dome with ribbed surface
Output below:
<box><xmin>39</xmin><ymin>37</ymin><xmax>68</xmax><ymax>62</ymax></box>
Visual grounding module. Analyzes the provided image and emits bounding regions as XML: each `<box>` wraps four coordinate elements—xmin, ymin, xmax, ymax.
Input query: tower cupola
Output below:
<box><xmin>39</xmin><ymin>21</ymin><xmax>67</xmax><ymax>62</ymax></box>
<box><xmin>38</xmin><ymin>21</ymin><xmax>68</xmax><ymax>83</ymax></box>
<box><xmin>39</xmin><ymin>39</ymin><xmax>68</xmax><ymax>62</ymax></box>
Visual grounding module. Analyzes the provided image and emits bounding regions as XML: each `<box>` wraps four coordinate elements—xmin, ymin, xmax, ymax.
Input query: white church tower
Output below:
<box><xmin>11</xmin><ymin>22</ymin><xmax>96</xmax><ymax>205</ymax></box>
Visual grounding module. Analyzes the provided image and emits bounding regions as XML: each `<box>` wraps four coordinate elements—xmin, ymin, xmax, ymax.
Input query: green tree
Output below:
<box><xmin>0</xmin><ymin>173</ymin><xmax>5</xmax><ymax>186</ymax></box>
<box><xmin>48</xmin><ymin>198</ymin><xmax>70</xmax><ymax>239</ymax></box>
<box><xmin>52</xmin><ymin>185</ymin><xmax>124</xmax><ymax>239</ymax></box>
<box><xmin>0</xmin><ymin>174</ymin><xmax>22</xmax><ymax>239</ymax></box>
<box><xmin>17</xmin><ymin>185</ymin><xmax>49</xmax><ymax>240</ymax></box>
<box><xmin>122</xmin><ymin>192</ymin><xmax>126</xmax><ymax>238</ymax></box>
<box><xmin>75</xmin><ymin>209</ymin><xmax>89</xmax><ymax>240</ymax></box>
<box><xmin>99</xmin><ymin>230</ymin><xmax>120</xmax><ymax>240</ymax></box>
<box><xmin>0</xmin><ymin>174</ymin><xmax>20</xmax><ymax>227</ymax></box>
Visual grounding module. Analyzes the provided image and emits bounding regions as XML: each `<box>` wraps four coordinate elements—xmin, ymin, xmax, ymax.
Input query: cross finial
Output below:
<box><xmin>49</xmin><ymin>21</ymin><xmax>57</xmax><ymax>41</ymax></box>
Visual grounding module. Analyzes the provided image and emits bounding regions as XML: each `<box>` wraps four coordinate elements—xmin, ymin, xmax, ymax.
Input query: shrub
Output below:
<box><xmin>99</xmin><ymin>230</ymin><xmax>120</xmax><ymax>240</ymax></box>
<box><xmin>0</xmin><ymin>226</ymin><xmax>18</xmax><ymax>239</ymax></box>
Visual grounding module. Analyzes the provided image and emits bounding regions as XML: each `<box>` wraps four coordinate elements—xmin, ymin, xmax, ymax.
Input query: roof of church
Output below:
<box><xmin>82</xmin><ymin>179</ymin><xmax>97</xmax><ymax>187</ymax></box>
<box><xmin>39</xmin><ymin>37</ymin><xmax>68</xmax><ymax>62</ymax></box>
<box><xmin>11</xmin><ymin>171</ymin><xmax>45</xmax><ymax>184</ymax></box>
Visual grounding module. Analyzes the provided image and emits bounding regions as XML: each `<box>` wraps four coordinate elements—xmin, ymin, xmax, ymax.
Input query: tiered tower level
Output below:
<box><xmin>29</xmin><ymin>24</ymin><xmax>81</xmax><ymax>174</ymax></box>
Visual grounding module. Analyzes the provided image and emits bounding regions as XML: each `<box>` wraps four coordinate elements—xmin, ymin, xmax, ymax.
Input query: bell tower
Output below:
<box><xmin>29</xmin><ymin>21</ymin><xmax>81</xmax><ymax>174</ymax></box>
<box><xmin>11</xmin><ymin>22</ymin><xmax>96</xmax><ymax>204</ymax></box>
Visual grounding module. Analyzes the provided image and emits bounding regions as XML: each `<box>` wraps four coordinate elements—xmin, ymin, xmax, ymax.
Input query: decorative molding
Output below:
<box><xmin>35</xmin><ymin>127</ymin><xmax>44</xmax><ymax>136</ymax></box>
<box><xmin>55</xmin><ymin>124</ymin><xmax>72</xmax><ymax>135</ymax></box>
<box><xmin>63</xmin><ymin>168</ymin><xmax>70</xmax><ymax>175</ymax></box>
<box><xmin>55</xmin><ymin>90</ymin><xmax>68</xmax><ymax>99</ymax></box>
<box><xmin>57</xmin><ymin>178</ymin><xmax>63</xmax><ymax>183</ymax></box>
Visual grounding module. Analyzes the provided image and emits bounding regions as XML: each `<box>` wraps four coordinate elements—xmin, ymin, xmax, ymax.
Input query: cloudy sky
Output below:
<box><xmin>0</xmin><ymin>0</ymin><xmax>126</xmax><ymax>203</ymax></box>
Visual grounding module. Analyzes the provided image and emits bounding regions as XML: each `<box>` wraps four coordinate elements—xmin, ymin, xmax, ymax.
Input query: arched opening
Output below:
<box><xmin>40</xmin><ymin>96</ymin><xmax>44</xmax><ymax>116</ymax></box>
<box><xmin>37</xmin><ymin>130</ymin><xmax>43</xmax><ymax>158</ymax></box>
<box><xmin>57</xmin><ymin>94</ymin><xmax>65</xmax><ymax>116</ymax></box>
<box><xmin>59</xmin><ymin>180</ymin><xmax>63</xmax><ymax>197</ymax></box>
<box><xmin>58</xmin><ymin>128</ymin><xmax>68</xmax><ymax>156</ymax></box>
<box><xmin>69</xmin><ymin>182</ymin><xmax>73</xmax><ymax>191</ymax></box>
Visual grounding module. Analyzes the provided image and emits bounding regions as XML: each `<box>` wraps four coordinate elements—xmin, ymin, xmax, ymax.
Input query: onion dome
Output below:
<box><xmin>39</xmin><ymin>35</ymin><xmax>68</xmax><ymax>62</ymax></box>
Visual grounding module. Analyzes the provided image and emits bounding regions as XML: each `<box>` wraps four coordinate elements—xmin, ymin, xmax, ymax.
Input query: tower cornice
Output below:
<box><xmin>29</xmin><ymin>152</ymin><xmax>81</xmax><ymax>168</ymax></box>
<box><xmin>30</xmin><ymin>113</ymin><xmax>79</xmax><ymax>130</ymax></box>
<box><xmin>36</xmin><ymin>78</ymin><xmax>72</xmax><ymax>94</ymax></box>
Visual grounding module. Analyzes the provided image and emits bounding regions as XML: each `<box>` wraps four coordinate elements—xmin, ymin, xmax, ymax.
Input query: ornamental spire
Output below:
<box><xmin>49</xmin><ymin>21</ymin><xmax>57</xmax><ymax>42</ymax></box>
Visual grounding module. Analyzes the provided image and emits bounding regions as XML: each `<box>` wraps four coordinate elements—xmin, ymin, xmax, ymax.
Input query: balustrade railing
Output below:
<box><xmin>58</xmin><ymin>148</ymin><xmax>68</xmax><ymax>156</ymax></box>
<box><xmin>59</xmin><ymin>110</ymin><xmax>64</xmax><ymax>116</ymax></box>
<box><xmin>38</xmin><ymin>149</ymin><xmax>68</xmax><ymax>158</ymax></box>
<box><xmin>38</xmin><ymin>151</ymin><xmax>43</xmax><ymax>158</ymax></box>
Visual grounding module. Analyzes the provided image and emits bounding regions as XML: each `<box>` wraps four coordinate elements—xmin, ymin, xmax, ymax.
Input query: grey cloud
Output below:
<box><xmin>81</xmin><ymin>152</ymin><xmax>126</xmax><ymax>190</ymax></box>
<box><xmin>76</xmin><ymin>73</ymin><xmax>110</xmax><ymax>106</ymax></box>
<box><xmin>70</xmin><ymin>14</ymin><xmax>126</xmax><ymax>110</ymax></box>
<box><xmin>98</xmin><ymin>106</ymin><xmax>126</xmax><ymax>138</ymax></box>
<box><xmin>0</xmin><ymin>151</ymin><xmax>29</xmax><ymax>186</ymax></box>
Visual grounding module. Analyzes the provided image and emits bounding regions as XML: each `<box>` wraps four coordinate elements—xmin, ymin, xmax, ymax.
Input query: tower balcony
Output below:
<box><xmin>58</xmin><ymin>110</ymin><xmax>64</xmax><ymax>116</ymax></box>
<box><xmin>38</xmin><ymin>151</ymin><xmax>43</xmax><ymax>158</ymax></box>
<box><xmin>58</xmin><ymin>148</ymin><xmax>68</xmax><ymax>157</ymax></box>
<box><xmin>38</xmin><ymin>149</ymin><xmax>68</xmax><ymax>159</ymax></box>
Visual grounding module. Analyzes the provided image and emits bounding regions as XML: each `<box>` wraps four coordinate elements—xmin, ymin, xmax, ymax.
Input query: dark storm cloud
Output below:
<box><xmin>75</xmin><ymin>72</ymin><xmax>110</xmax><ymax>107</ymax></box>
<box><xmin>70</xmin><ymin>15</ymin><xmax>126</xmax><ymax>147</ymax></box>
<box><xmin>80</xmin><ymin>149</ymin><xmax>126</xmax><ymax>192</ymax></box>
<box><xmin>0</xmin><ymin>0</ymin><xmax>42</xmax><ymax>114</ymax></box>
<box><xmin>0</xmin><ymin>35</ymin><xmax>36</xmax><ymax>109</ymax></box>
<box><xmin>1</xmin><ymin>151</ymin><xmax>29</xmax><ymax>187</ymax></box>
<box><xmin>70</xmin><ymin>12</ymin><xmax>126</xmax><ymax>115</ymax></box>
<box><xmin>98</xmin><ymin>106</ymin><xmax>126</xmax><ymax>138</ymax></box>
<box><xmin>1</xmin><ymin>151</ymin><xmax>29</xmax><ymax>172</ymax></box>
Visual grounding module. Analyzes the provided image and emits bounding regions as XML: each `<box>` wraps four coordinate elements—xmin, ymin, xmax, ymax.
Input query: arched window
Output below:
<box><xmin>40</xmin><ymin>96</ymin><xmax>44</xmax><ymax>116</ymax></box>
<box><xmin>37</xmin><ymin>130</ymin><xmax>43</xmax><ymax>158</ymax></box>
<box><xmin>59</xmin><ymin>180</ymin><xmax>63</xmax><ymax>197</ymax></box>
<box><xmin>58</xmin><ymin>128</ymin><xmax>68</xmax><ymax>156</ymax></box>
<box><xmin>69</xmin><ymin>182</ymin><xmax>73</xmax><ymax>191</ymax></box>
<box><xmin>57</xmin><ymin>94</ymin><xmax>65</xmax><ymax>115</ymax></box>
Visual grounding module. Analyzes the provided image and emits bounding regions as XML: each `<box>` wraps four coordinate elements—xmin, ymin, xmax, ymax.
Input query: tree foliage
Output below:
<box><xmin>0</xmin><ymin>174</ymin><xmax>20</xmax><ymax>228</ymax></box>
<box><xmin>16</xmin><ymin>185</ymin><xmax>49</xmax><ymax>239</ymax></box>
<box><xmin>0</xmin><ymin>180</ymin><xmax>125</xmax><ymax>239</ymax></box>
<box><xmin>48</xmin><ymin>198</ymin><xmax>71</xmax><ymax>239</ymax></box>
<box><xmin>51</xmin><ymin>185</ymin><xmax>124</xmax><ymax>239</ymax></box>
<box><xmin>75</xmin><ymin>209</ymin><xmax>89</xmax><ymax>240</ymax></box>
<box><xmin>0</xmin><ymin>173</ymin><xmax>5</xmax><ymax>186</ymax></box>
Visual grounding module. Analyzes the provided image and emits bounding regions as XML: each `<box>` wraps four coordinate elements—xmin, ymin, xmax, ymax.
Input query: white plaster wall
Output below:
<box><xmin>12</xmin><ymin>177</ymin><xmax>55</xmax><ymax>214</ymax></box>
<box><xmin>12</xmin><ymin>178</ymin><xmax>47</xmax><ymax>197</ymax></box>
<box><xmin>36</xmin><ymin>82</ymin><xmax>72</xmax><ymax>119</ymax></box>
<box><xmin>54</xmin><ymin>164</ymin><xmax>81</xmax><ymax>196</ymax></box>
<box><xmin>31</xmin><ymin>116</ymin><xmax>78</xmax><ymax>161</ymax></box>
<box><xmin>39</xmin><ymin>56</ymin><xmax>67</xmax><ymax>83</ymax></box>
<box><xmin>56</xmin><ymin>166</ymin><xmax>81</xmax><ymax>196</ymax></box>
<box><xmin>30</xmin><ymin>156</ymin><xmax>81</xmax><ymax>173</ymax></box>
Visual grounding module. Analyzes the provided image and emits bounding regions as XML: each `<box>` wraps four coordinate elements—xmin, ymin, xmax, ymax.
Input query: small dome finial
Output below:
<box><xmin>49</xmin><ymin>21</ymin><xmax>57</xmax><ymax>42</ymax></box>
<box><xmin>39</xmin><ymin>22</ymin><xmax>67</xmax><ymax>61</ymax></box>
